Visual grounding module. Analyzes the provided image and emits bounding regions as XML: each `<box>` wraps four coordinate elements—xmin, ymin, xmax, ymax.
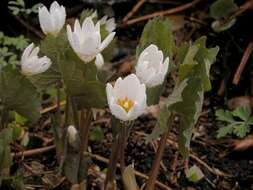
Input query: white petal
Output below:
<box><xmin>67</xmin><ymin>25</ymin><xmax>81</xmax><ymax>53</ymax></box>
<box><xmin>79</xmin><ymin>54</ymin><xmax>96</xmax><ymax>62</ymax></box>
<box><xmin>99</xmin><ymin>32</ymin><xmax>115</xmax><ymax>51</ymax></box>
<box><xmin>81</xmin><ymin>35</ymin><xmax>100</xmax><ymax>55</ymax></box>
<box><xmin>37</xmin><ymin>56</ymin><xmax>52</xmax><ymax>72</ymax></box>
<box><xmin>50</xmin><ymin>1</ymin><xmax>60</xmax><ymax>12</ymax></box>
<box><xmin>21</xmin><ymin>54</ymin><xmax>51</xmax><ymax>76</ymax></box>
<box><xmin>114</xmin><ymin>74</ymin><xmax>142</xmax><ymax>101</ymax></box>
<box><xmin>106</xmin><ymin>83</ymin><xmax>114</xmax><ymax>105</ymax></box>
<box><xmin>38</xmin><ymin>6</ymin><xmax>53</xmax><ymax>34</ymax></box>
<box><xmin>106</xmin><ymin>18</ymin><xmax>116</xmax><ymax>32</ymax></box>
<box><xmin>99</xmin><ymin>15</ymin><xmax>108</xmax><ymax>25</ymax></box>
<box><xmin>110</xmin><ymin>104</ymin><xmax>129</xmax><ymax>121</ymax></box>
<box><xmin>74</xmin><ymin>20</ymin><xmax>82</xmax><ymax>39</ymax></box>
<box><xmin>162</xmin><ymin>57</ymin><xmax>169</xmax><ymax>76</ymax></box>
<box><xmin>95</xmin><ymin>53</ymin><xmax>104</xmax><ymax>69</ymax></box>
<box><xmin>30</xmin><ymin>46</ymin><xmax>40</xmax><ymax>57</ymax></box>
<box><xmin>21</xmin><ymin>43</ymin><xmax>34</xmax><ymax>62</ymax></box>
<box><xmin>127</xmin><ymin>102</ymin><xmax>143</xmax><ymax>120</ymax></box>
<box><xmin>82</xmin><ymin>17</ymin><xmax>95</xmax><ymax>36</ymax></box>
<box><xmin>146</xmin><ymin>73</ymin><xmax>164</xmax><ymax>87</ymax></box>
<box><xmin>52</xmin><ymin>8</ymin><xmax>65</xmax><ymax>34</ymax></box>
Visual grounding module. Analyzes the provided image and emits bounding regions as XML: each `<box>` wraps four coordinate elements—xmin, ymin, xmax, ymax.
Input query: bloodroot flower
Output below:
<box><xmin>38</xmin><ymin>1</ymin><xmax>66</xmax><ymax>36</ymax></box>
<box><xmin>21</xmin><ymin>43</ymin><xmax>51</xmax><ymax>76</ymax></box>
<box><xmin>136</xmin><ymin>44</ymin><xmax>169</xmax><ymax>88</ymax></box>
<box><xmin>67</xmin><ymin>17</ymin><xmax>115</xmax><ymax>69</ymax></box>
<box><xmin>106</xmin><ymin>74</ymin><xmax>147</xmax><ymax>121</ymax></box>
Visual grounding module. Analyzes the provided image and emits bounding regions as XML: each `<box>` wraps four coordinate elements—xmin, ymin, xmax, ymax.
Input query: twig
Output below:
<box><xmin>135</xmin><ymin>131</ymin><xmax>232</xmax><ymax>178</ymax></box>
<box><xmin>123</xmin><ymin>0</ymin><xmax>146</xmax><ymax>22</ymax></box>
<box><xmin>40</xmin><ymin>101</ymin><xmax>66</xmax><ymax>114</ymax></box>
<box><xmin>224</xmin><ymin>0</ymin><xmax>253</xmax><ymax>24</ymax></box>
<box><xmin>84</xmin><ymin>152</ymin><xmax>172</xmax><ymax>190</ymax></box>
<box><xmin>23</xmin><ymin>163</ymin><xmax>50</xmax><ymax>186</ymax></box>
<box><xmin>121</xmin><ymin>0</ymin><xmax>202</xmax><ymax>26</ymax></box>
<box><xmin>233</xmin><ymin>39</ymin><xmax>253</xmax><ymax>85</ymax></box>
<box><xmin>13</xmin><ymin>15</ymin><xmax>44</xmax><ymax>39</ymax></box>
<box><xmin>12</xmin><ymin>145</ymin><xmax>55</xmax><ymax>158</ymax></box>
<box><xmin>217</xmin><ymin>79</ymin><xmax>226</xmax><ymax>96</ymax></box>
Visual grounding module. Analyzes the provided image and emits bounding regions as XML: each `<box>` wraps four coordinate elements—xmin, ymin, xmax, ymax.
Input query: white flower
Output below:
<box><xmin>38</xmin><ymin>1</ymin><xmax>66</xmax><ymax>36</ymax></box>
<box><xmin>135</xmin><ymin>44</ymin><xmax>169</xmax><ymax>88</ymax></box>
<box><xmin>100</xmin><ymin>15</ymin><xmax>116</xmax><ymax>33</ymax></box>
<box><xmin>106</xmin><ymin>74</ymin><xmax>147</xmax><ymax>121</ymax></box>
<box><xmin>67</xmin><ymin>17</ymin><xmax>115</xmax><ymax>65</ymax></box>
<box><xmin>21</xmin><ymin>43</ymin><xmax>52</xmax><ymax>76</ymax></box>
<box><xmin>67</xmin><ymin>125</ymin><xmax>78</xmax><ymax>145</ymax></box>
<box><xmin>95</xmin><ymin>53</ymin><xmax>104</xmax><ymax>69</ymax></box>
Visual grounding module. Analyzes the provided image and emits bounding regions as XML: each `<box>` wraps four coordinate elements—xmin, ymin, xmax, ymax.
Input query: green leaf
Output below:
<box><xmin>11</xmin><ymin>125</ymin><xmax>22</xmax><ymax>140</ymax></box>
<box><xmin>122</xmin><ymin>164</ymin><xmax>139</xmax><ymax>190</ymax></box>
<box><xmin>185</xmin><ymin>165</ymin><xmax>204</xmax><ymax>182</ymax></box>
<box><xmin>210</xmin><ymin>0</ymin><xmax>239</xmax><ymax>20</ymax></box>
<box><xmin>146</xmin><ymin>107</ymin><xmax>171</xmax><ymax>143</ymax></box>
<box><xmin>233</xmin><ymin>124</ymin><xmax>251</xmax><ymax>138</ymax></box>
<box><xmin>146</xmin><ymin>84</ymin><xmax>164</xmax><ymax>106</ymax></box>
<box><xmin>232</xmin><ymin>106</ymin><xmax>251</xmax><ymax>121</ymax></box>
<box><xmin>80</xmin><ymin>9</ymin><xmax>96</xmax><ymax>23</ymax></box>
<box><xmin>0</xmin><ymin>65</ymin><xmax>41</xmax><ymax>122</ymax></box>
<box><xmin>0</xmin><ymin>128</ymin><xmax>13</xmax><ymax>145</ymax></box>
<box><xmin>14</xmin><ymin>112</ymin><xmax>27</xmax><ymax>125</ymax></box>
<box><xmin>90</xmin><ymin>125</ymin><xmax>104</xmax><ymax>142</ymax></box>
<box><xmin>247</xmin><ymin>117</ymin><xmax>253</xmax><ymax>125</ymax></box>
<box><xmin>215</xmin><ymin>109</ymin><xmax>235</xmax><ymax>123</ymax></box>
<box><xmin>216</xmin><ymin>106</ymin><xmax>253</xmax><ymax>138</ymax></box>
<box><xmin>173</xmin><ymin>37</ymin><xmax>219</xmax><ymax>158</ymax></box>
<box><xmin>31</xmin><ymin>32</ymin><xmax>107</xmax><ymax>108</ymax></box>
<box><xmin>146</xmin><ymin>79</ymin><xmax>188</xmax><ymax>142</ymax></box>
<box><xmin>0</xmin><ymin>128</ymin><xmax>13</xmax><ymax>171</ymax></box>
<box><xmin>217</xmin><ymin>125</ymin><xmax>234</xmax><ymax>138</ymax></box>
<box><xmin>137</xmin><ymin>17</ymin><xmax>174</xmax><ymax>57</ymax></box>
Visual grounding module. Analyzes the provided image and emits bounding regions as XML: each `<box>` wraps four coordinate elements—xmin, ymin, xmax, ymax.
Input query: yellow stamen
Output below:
<box><xmin>117</xmin><ymin>97</ymin><xmax>134</xmax><ymax>113</ymax></box>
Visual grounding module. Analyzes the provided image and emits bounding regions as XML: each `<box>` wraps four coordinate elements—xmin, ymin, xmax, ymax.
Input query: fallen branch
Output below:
<box><xmin>123</xmin><ymin>0</ymin><xmax>146</xmax><ymax>22</ymax></box>
<box><xmin>12</xmin><ymin>145</ymin><xmax>55</xmax><ymax>158</ymax></box>
<box><xmin>135</xmin><ymin>131</ymin><xmax>232</xmax><ymax>178</ymax></box>
<box><xmin>13</xmin><ymin>15</ymin><xmax>44</xmax><ymax>39</ymax></box>
<box><xmin>233</xmin><ymin>39</ymin><xmax>253</xmax><ymax>85</ymax></box>
<box><xmin>84</xmin><ymin>152</ymin><xmax>172</xmax><ymax>190</ymax></box>
<box><xmin>121</xmin><ymin>0</ymin><xmax>202</xmax><ymax>26</ymax></box>
<box><xmin>40</xmin><ymin>101</ymin><xmax>66</xmax><ymax>114</ymax></box>
<box><xmin>225</xmin><ymin>0</ymin><xmax>253</xmax><ymax>24</ymax></box>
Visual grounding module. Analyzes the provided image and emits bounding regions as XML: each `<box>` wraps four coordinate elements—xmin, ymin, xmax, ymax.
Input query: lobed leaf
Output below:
<box><xmin>0</xmin><ymin>65</ymin><xmax>41</xmax><ymax>122</ymax></box>
<box><xmin>210</xmin><ymin>0</ymin><xmax>239</xmax><ymax>20</ymax></box>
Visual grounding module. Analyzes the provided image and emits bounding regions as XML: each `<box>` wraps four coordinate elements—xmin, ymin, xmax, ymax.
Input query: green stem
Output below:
<box><xmin>145</xmin><ymin>114</ymin><xmax>175</xmax><ymax>190</ymax></box>
<box><xmin>119</xmin><ymin>122</ymin><xmax>132</xmax><ymax>174</ymax></box>
<box><xmin>58</xmin><ymin>96</ymin><xmax>70</xmax><ymax>175</ymax></box>
<box><xmin>70</xmin><ymin>97</ymin><xmax>79</xmax><ymax>130</ymax></box>
<box><xmin>56</xmin><ymin>82</ymin><xmax>61</xmax><ymax>125</ymax></box>
<box><xmin>104</xmin><ymin>132</ymin><xmax>121</xmax><ymax>190</ymax></box>
<box><xmin>104</xmin><ymin>121</ymin><xmax>131</xmax><ymax>190</ymax></box>
<box><xmin>78</xmin><ymin>108</ymin><xmax>92</xmax><ymax>186</ymax></box>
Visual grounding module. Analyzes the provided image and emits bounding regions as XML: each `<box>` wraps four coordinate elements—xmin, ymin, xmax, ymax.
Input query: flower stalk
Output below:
<box><xmin>104</xmin><ymin>121</ymin><xmax>131</xmax><ymax>190</ymax></box>
<box><xmin>145</xmin><ymin>113</ymin><xmax>175</xmax><ymax>190</ymax></box>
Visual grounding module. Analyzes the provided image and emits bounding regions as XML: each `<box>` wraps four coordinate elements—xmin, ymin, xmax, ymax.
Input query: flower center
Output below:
<box><xmin>117</xmin><ymin>97</ymin><xmax>134</xmax><ymax>113</ymax></box>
